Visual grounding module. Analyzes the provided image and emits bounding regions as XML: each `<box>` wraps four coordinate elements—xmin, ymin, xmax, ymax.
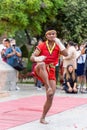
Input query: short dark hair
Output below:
<box><xmin>4</xmin><ymin>39</ymin><xmax>10</xmax><ymax>43</ymax></box>
<box><xmin>68</xmin><ymin>41</ymin><xmax>74</xmax><ymax>46</ymax></box>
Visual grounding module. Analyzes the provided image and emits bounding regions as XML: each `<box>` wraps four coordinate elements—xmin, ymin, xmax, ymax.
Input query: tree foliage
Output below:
<box><xmin>0</xmin><ymin>0</ymin><xmax>86</xmax><ymax>44</ymax></box>
<box><xmin>0</xmin><ymin>0</ymin><xmax>64</xmax><ymax>36</ymax></box>
<box><xmin>61</xmin><ymin>0</ymin><xmax>87</xmax><ymax>43</ymax></box>
<box><xmin>44</xmin><ymin>0</ymin><xmax>87</xmax><ymax>43</ymax></box>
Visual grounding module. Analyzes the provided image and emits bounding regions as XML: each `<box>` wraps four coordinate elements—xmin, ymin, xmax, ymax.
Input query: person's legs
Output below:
<box><xmin>55</xmin><ymin>65</ymin><xmax>59</xmax><ymax>84</ymax></box>
<box><xmin>86</xmin><ymin>70</ymin><xmax>87</xmax><ymax>82</ymax></box>
<box><xmin>40</xmin><ymin>80</ymin><xmax>56</xmax><ymax>124</ymax></box>
<box><xmin>64</xmin><ymin>85</ymin><xmax>73</xmax><ymax>93</ymax></box>
<box><xmin>35</xmin><ymin>62</ymin><xmax>53</xmax><ymax>96</ymax></box>
<box><xmin>37</xmin><ymin>80</ymin><xmax>42</xmax><ymax>88</ymax></box>
<box><xmin>73</xmin><ymin>87</ymin><xmax>78</xmax><ymax>93</ymax></box>
<box><xmin>35</xmin><ymin>62</ymin><xmax>57</xmax><ymax>124</ymax></box>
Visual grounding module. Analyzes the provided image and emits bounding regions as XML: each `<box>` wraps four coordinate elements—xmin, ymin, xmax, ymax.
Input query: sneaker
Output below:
<box><xmin>77</xmin><ymin>85</ymin><xmax>81</xmax><ymax>89</ymax></box>
<box><xmin>83</xmin><ymin>85</ymin><xmax>86</xmax><ymax>89</ymax></box>
<box><xmin>37</xmin><ymin>87</ymin><xmax>42</xmax><ymax>91</ymax></box>
<box><xmin>15</xmin><ymin>86</ymin><xmax>20</xmax><ymax>90</ymax></box>
<box><xmin>81</xmin><ymin>89</ymin><xmax>87</xmax><ymax>93</ymax></box>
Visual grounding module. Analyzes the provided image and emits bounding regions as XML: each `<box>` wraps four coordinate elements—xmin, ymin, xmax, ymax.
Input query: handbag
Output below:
<box><xmin>12</xmin><ymin>58</ymin><xmax>25</xmax><ymax>71</ymax></box>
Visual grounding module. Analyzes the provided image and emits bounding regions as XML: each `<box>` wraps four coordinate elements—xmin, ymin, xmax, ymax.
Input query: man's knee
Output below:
<box><xmin>37</xmin><ymin>62</ymin><xmax>46</xmax><ymax>70</ymax></box>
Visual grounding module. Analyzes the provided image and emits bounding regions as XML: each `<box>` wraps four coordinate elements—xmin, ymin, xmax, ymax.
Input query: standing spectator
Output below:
<box><xmin>36</xmin><ymin>79</ymin><xmax>42</xmax><ymax>90</ymax></box>
<box><xmin>55</xmin><ymin>62</ymin><xmax>59</xmax><ymax>85</ymax></box>
<box><xmin>30</xmin><ymin>28</ymin><xmax>68</xmax><ymax>124</ymax></box>
<box><xmin>5</xmin><ymin>39</ymin><xmax>22</xmax><ymax>67</ymax></box>
<box><xmin>4</xmin><ymin>39</ymin><xmax>22</xmax><ymax>90</ymax></box>
<box><xmin>0</xmin><ymin>39</ymin><xmax>6</xmax><ymax>61</ymax></box>
<box><xmin>84</xmin><ymin>43</ymin><xmax>87</xmax><ymax>83</ymax></box>
<box><xmin>62</xmin><ymin>42</ymin><xmax>69</xmax><ymax>76</ymax></box>
<box><xmin>63</xmin><ymin>41</ymin><xmax>81</xmax><ymax>72</ymax></box>
<box><xmin>59</xmin><ymin>56</ymin><xmax>64</xmax><ymax>89</ymax></box>
<box><xmin>84</xmin><ymin>53</ymin><xmax>87</xmax><ymax>82</ymax></box>
<box><xmin>76</xmin><ymin>44</ymin><xmax>86</xmax><ymax>91</ymax></box>
<box><xmin>63</xmin><ymin>64</ymin><xmax>78</xmax><ymax>93</ymax></box>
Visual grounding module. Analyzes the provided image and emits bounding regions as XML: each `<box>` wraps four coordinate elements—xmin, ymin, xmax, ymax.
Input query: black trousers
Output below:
<box><xmin>86</xmin><ymin>70</ymin><xmax>87</xmax><ymax>82</ymax></box>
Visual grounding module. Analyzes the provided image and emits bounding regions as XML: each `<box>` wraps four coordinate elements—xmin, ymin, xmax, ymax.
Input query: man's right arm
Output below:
<box><xmin>30</xmin><ymin>48</ymin><xmax>46</xmax><ymax>62</ymax></box>
<box><xmin>30</xmin><ymin>48</ymin><xmax>40</xmax><ymax>62</ymax></box>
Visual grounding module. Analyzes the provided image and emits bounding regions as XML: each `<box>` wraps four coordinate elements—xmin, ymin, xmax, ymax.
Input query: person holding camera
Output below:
<box><xmin>3</xmin><ymin>39</ymin><xmax>22</xmax><ymax>91</ymax></box>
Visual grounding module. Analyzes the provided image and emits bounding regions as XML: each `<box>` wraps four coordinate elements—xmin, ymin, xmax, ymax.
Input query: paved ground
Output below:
<box><xmin>1</xmin><ymin>84</ymin><xmax>87</xmax><ymax>130</ymax></box>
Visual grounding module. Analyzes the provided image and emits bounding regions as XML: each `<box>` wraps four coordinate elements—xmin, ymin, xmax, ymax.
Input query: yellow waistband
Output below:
<box><xmin>46</xmin><ymin>63</ymin><xmax>55</xmax><ymax>68</ymax></box>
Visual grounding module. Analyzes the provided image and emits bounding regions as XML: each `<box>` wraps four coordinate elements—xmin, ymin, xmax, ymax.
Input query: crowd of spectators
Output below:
<box><xmin>56</xmin><ymin>41</ymin><xmax>87</xmax><ymax>93</ymax></box>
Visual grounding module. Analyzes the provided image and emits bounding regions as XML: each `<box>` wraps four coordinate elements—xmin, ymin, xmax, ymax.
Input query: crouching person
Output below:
<box><xmin>63</xmin><ymin>64</ymin><xmax>78</xmax><ymax>93</ymax></box>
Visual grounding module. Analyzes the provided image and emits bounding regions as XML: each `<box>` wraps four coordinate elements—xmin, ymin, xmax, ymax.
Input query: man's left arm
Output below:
<box><xmin>15</xmin><ymin>47</ymin><xmax>22</xmax><ymax>57</ymax></box>
<box><xmin>54</xmin><ymin>38</ymin><xmax>68</xmax><ymax>57</ymax></box>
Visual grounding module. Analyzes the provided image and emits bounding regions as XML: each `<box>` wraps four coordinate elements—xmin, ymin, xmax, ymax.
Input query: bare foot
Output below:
<box><xmin>40</xmin><ymin>118</ymin><xmax>48</xmax><ymax>124</ymax></box>
<box><xmin>47</xmin><ymin>87</ymin><xmax>53</xmax><ymax>96</ymax></box>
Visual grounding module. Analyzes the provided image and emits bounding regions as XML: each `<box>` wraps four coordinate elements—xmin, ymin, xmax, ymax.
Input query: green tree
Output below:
<box><xmin>0</xmin><ymin>0</ymin><xmax>64</xmax><ymax>38</ymax></box>
<box><xmin>60</xmin><ymin>0</ymin><xmax>87</xmax><ymax>43</ymax></box>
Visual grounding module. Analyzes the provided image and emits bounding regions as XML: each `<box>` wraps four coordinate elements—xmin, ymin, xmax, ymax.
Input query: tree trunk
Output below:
<box><xmin>24</xmin><ymin>29</ymin><xmax>31</xmax><ymax>45</ymax></box>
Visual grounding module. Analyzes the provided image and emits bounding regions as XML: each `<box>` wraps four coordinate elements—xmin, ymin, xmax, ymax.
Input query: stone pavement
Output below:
<box><xmin>0</xmin><ymin>84</ymin><xmax>87</xmax><ymax>130</ymax></box>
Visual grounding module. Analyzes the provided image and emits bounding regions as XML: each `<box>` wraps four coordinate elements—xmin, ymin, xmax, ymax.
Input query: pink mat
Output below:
<box><xmin>0</xmin><ymin>96</ymin><xmax>87</xmax><ymax>129</ymax></box>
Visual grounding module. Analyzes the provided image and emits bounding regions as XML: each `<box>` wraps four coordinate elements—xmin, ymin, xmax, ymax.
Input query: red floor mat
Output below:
<box><xmin>0</xmin><ymin>96</ymin><xmax>87</xmax><ymax>130</ymax></box>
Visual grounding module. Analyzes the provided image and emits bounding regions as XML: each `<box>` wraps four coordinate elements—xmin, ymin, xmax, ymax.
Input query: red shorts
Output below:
<box><xmin>34</xmin><ymin>65</ymin><xmax>56</xmax><ymax>83</ymax></box>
